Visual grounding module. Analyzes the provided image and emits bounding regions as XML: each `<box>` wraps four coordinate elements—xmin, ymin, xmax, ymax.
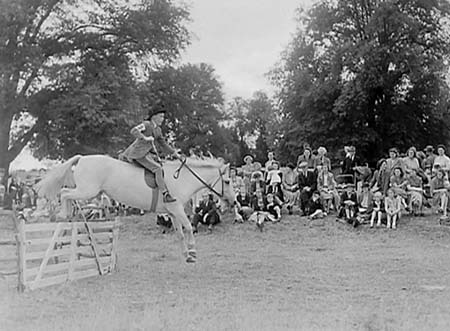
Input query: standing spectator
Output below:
<box><xmin>370</xmin><ymin>159</ymin><xmax>390</xmax><ymax>195</ymax></box>
<box><xmin>192</xmin><ymin>192</ymin><xmax>221</xmax><ymax>233</ymax></box>
<box><xmin>370</xmin><ymin>192</ymin><xmax>384</xmax><ymax>228</ymax></box>
<box><xmin>242</xmin><ymin>155</ymin><xmax>255</xmax><ymax>195</ymax></box>
<box><xmin>229</xmin><ymin>167</ymin><xmax>244</xmax><ymax>196</ymax></box>
<box><xmin>297</xmin><ymin>147</ymin><xmax>315</xmax><ymax>171</ymax></box>
<box><xmin>297</xmin><ymin>162</ymin><xmax>317</xmax><ymax>216</ymax></box>
<box><xmin>430</xmin><ymin>169</ymin><xmax>449</xmax><ymax>218</ymax></box>
<box><xmin>282</xmin><ymin>163</ymin><xmax>299</xmax><ymax>215</ymax></box>
<box><xmin>385</xmin><ymin>188</ymin><xmax>402</xmax><ymax>229</ymax></box>
<box><xmin>341</xmin><ymin>146</ymin><xmax>359</xmax><ymax>183</ymax></box>
<box><xmin>265</xmin><ymin>152</ymin><xmax>277</xmax><ymax>173</ymax></box>
<box><xmin>422</xmin><ymin>145</ymin><xmax>436</xmax><ymax>170</ymax></box>
<box><xmin>314</xmin><ymin>147</ymin><xmax>331</xmax><ymax>171</ymax></box>
<box><xmin>266</xmin><ymin>161</ymin><xmax>283</xmax><ymax>201</ymax></box>
<box><xmin>407</xmin><ymin>170</ymin><xmax>424</xmax><ymax>215</ymax></box>
<box><xmin>386</xmin><ymin>148</ymin><xmax>405</xmax><ymax>177</ymax></box>
<box><xmin>403</xmin><ymin>147</ymin><xmax>421</xmax><ymax>176</ymax></box>
<box><xmin>317</xmin><ymin>165</ymin><xmax>340</xmax><ymax>213</ymax></box>
<box><xmin>434</xmin><ymin>145</ymin><xmax>450</xmax><ymax>175</ymax></box>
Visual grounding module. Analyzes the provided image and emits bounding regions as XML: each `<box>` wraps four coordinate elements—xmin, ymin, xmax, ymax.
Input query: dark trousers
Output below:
<box><xmin>192</xmin><ymin>212</ymin><xmax>220</xmax><ymax>228</ymax></box>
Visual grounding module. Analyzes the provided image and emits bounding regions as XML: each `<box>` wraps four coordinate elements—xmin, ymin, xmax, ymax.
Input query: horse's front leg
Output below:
<box><xmin>166</xmin><ymin>203</ymin><xmax>196</xmax><ymax>263</ymax></box>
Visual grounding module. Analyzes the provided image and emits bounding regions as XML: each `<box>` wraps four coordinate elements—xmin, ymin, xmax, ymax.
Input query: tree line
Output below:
<box><xmin>1</xmin><ymin>0</ymin><xmax>449</xmax><ymax>182</ymax></box>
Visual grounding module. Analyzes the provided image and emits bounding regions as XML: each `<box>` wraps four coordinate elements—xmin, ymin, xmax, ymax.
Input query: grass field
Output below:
<box><xmin>2</xmin><ymin>210</ymin><xmax>450</xmax><ymax>331</ymax></box>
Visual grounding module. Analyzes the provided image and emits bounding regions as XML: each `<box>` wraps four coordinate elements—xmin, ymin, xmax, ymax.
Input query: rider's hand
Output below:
<box><xmin>144</xmin><ymin>136</ymin><xmax>154</xmax><ymax>142</ymax></box>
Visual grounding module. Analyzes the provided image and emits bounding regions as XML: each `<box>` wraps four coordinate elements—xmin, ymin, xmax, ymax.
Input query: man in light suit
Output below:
<box><xmin>122</xmin><ymin>104</ymin><xmax>180</xmax><ymax>203</ymax></box>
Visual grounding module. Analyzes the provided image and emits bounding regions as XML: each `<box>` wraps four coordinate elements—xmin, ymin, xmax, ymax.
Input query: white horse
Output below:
<box><xmin>35</xmin><ymin>155</ymin><xmax>236</xmax><ymax>263</ymax></box>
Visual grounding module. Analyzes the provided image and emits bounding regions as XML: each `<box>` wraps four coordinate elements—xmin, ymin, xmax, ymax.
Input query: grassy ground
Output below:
<box><xmin>2</xmin><ymin>209</ymin><xmax>450</xmax><ymax>331</ymax></box>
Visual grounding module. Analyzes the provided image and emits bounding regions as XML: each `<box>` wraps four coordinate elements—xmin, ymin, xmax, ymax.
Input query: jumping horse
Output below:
<box><xmin>35</xmin><ymin>155</ymin><xmax>236</xmax><ymax>263</ymax></box>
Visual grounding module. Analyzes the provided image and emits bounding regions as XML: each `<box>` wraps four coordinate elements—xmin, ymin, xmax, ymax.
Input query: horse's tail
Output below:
<box><xmin>35</xmin><ymin>155</ymin><xmax>82</xmax><ymax>200</ymax></box>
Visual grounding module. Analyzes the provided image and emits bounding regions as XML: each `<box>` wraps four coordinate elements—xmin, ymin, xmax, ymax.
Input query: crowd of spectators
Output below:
<box><xmin>232</xmin><ymin>144</ymin><xmax>450</xmax><ymax>229</ymax></box>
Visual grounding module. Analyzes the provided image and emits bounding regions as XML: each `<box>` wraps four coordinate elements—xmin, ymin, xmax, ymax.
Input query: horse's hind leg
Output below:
<box><xmin>166</xmin><ymin>203</ymin><xmax>196</xmax><ymax>263</ymax></box>
<box><xmin>59</xmin><ymin>186</ymin><xmax>99</xmax><ymax>219</ymax></box>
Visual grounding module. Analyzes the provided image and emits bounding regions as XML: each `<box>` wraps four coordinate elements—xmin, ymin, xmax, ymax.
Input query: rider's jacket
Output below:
<box><xmin>122</xmin><ymin>120</ymin><xmax>174</xmax><ymax>160</ymax></box>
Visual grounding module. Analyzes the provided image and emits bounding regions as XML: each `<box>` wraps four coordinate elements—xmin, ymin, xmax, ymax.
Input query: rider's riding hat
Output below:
<box><xmin>146</xmin><ymin>103</ymin><xmax>166</xmax><ymax>120</ymax></box>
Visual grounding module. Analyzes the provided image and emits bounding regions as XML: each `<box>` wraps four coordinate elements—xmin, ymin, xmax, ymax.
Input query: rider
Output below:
<box><xmin>122</xmin><ymin>104</ymin><xmax>180</xmax><ymax>203</ymax></box>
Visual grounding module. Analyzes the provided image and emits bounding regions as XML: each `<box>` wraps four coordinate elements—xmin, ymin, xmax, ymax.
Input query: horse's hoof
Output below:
<box><xmin>186</xmin><ymin>255</ymin><xmax>196</xmax><ymax>263</ymax></box>
<box><xmin>188</xmin><ymin>250</ymin><xmax>197</xmax><ymax>259</ymax></box>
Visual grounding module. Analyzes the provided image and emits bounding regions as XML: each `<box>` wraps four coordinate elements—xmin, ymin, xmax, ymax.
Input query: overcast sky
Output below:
<box><xmin>181</xmin><ymin>0</ymin><xmax>315</xmax><ymax>100</ymax></box>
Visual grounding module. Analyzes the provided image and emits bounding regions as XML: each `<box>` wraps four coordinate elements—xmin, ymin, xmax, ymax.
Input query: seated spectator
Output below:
<box><xmin>434</xmin><ymin>145</ymin><xmax>450</xmax><ymax>176</ymax></box>
<box><xmin>385</xmin><ymin>188</ymin><xmax>402</xmax><ymax>229</ymax></box>
<box><xmin>386</xmin><ymin>148</ymin><xmax>405</xmax><ymax>177</ymax></box>
<box><xmin>297</xmin><ymin>161</ymin><xmax>317</xmax><ymax>216</ymax></box>
<box><xmin>266</xmin><ymin>161</ymin><xmax>283</xmax><ymax>201</ymax></box>
<box><xmin>265</xmin><ymin>193</ymin><xmax>282</xmax><ymax>222</ymax></box>
<box><xmin>317</xmin><ymin>165</ymin><xmax>340</xmax><ymax>213</ymax></box>
<box><xmin>251</xmin><ymin>189</ymin><xmax>266</xmax><ymax>212</ymax></box>
<box><xmin>339</xmin><ymin>183</ymin><xmax>358</xmax><ymax>221</ymax></box>
<box><xmin>422</xmin><ymin>145</ymin><xmax>436</xmax><ymax>170</ymax></box>
<box><xmin>390</xmin><ymin>167</ymin><xmax>408</xmax><ymax>209</ymax></box>
<box><xmin>307</xmin><ymin>191</ymin><xmax>325</xmax><ymax>219</ymax></box>
<box><xmin>403</xmin><ymin>147</ymin><xmax>421</xmax><ymax>176</ymax></box>
<box><xmin>370</xmin><ymin>191</ymin><xmax>384</xmax><ymax>228</ymax></box>
<box><xmin>236</xmin><ymin>190</ymin><xmax>253</xmax><ymax>222</ymax></box>
<box><xmin>281</xmin><ymin>163</ymin><xmax>299</xmax><ymax>215</ymax></box>
<box><xmin>430</xmin><ymin>169</ymin><xmax>450</xmax><ymax>218</ymax></box>
<box><xmin>357</xmin><ymin>182</ymin><xmax>373</xmax><ymax>217</ymax></box>
<box><xmin>192</xmin><ymin>192</ymin><xmax>220</xmax><ymax>233</ymax></box>
<box><xmin>370</xmin><ymin>158</ymin><xmax>390</xmax><ymax>196</ymax></box>
<box><xmin>354</xmin><ymin>165</ymin><xmax>372</xmax><ymax>198</ymax></box>
<box><xmin>407</xmin><ymin>170</ymin><xmax>424</xmax><ymax>216</ymax></box>
<box><xmin>314</xmin><ymin>146</ymin><xmax>331</xmax><ymax>171</ymax></box>
<box><xmin>297</xmin><ymin>146</ymin><xmax>315</xmax><ymax>171</ymax></box>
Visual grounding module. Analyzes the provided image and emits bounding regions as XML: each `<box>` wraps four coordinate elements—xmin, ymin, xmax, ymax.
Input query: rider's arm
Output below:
<box><xmin>131</xmin><ymin>122</ymin><xmax>153</xmax><ymax>142</ymax></box>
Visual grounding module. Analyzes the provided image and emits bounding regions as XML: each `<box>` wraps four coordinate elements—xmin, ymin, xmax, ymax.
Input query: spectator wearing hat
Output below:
<box><xmin>341</xmin><ymin>145</ymin><xmax>360</xmax><ymax>183</ymax></box>
<box><xmin>282</xmin><ymin>163</ymin><xmax>299</xmax><ymax>215</ymax></box>
<box><xmin>434</xmin><ymin>145</ymin><xmax>450</xmax><ymax>176</ymax></box>
<box><xmin>430</xmin><ymin>169</ymin><xmax>450</xmax><ymax>218</ymax></box>
<box><xmin>386</xmin><ymin>148</ymin><xmax>405</xmax><ymax>178</ymax></box>
<box><xmin>422</xmin><ymin>145</ymin><xmax>436</xmax><ymax>170</ymax></box>
<box><xmin>369</xmin><ymin>191</ymin><xmax>384</xmax><ymax>227</ymax></box>
<box><xmin>403</xmin><ymin>147</ymin><xmax>421</xmax><ymax>176</ymax></box>
<box><xmin>314</xmin><ymin>147</ymin><xmax>331</xmax><ymax>171</ymax></box>
<box><xmin>297</xmin><ymin>161</ymin><xmax>318</xmax><ymax>216</ymax></box>
<box><xmin>370</xmin><ymin>159</ymin><xmax>390</xmax><ymax>195</ymax></box>
<box><xmin>242</xmin><ymin>155</ymin><xmax>255</xmax><ymax>195</ymax></box>
<box><xmin>297</xmin><ymin>147</ymin><xmax>315</xmax><ymax>171</ymax></box>
<box><xmin>121</xmin><ymin>104</ymin><xmax>180</xmax><ymax>203</ymax></box>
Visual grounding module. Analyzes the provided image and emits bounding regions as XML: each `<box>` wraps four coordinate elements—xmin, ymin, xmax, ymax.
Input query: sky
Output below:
<box><xmin>11</xmin><ymin>0</ymin><xmax>315</xmax><ymax>170</ymax></box>
<box><xmin>181</xmin><ymin>0</ymin><xmax>315</xmax><ymax>99</ymax></box>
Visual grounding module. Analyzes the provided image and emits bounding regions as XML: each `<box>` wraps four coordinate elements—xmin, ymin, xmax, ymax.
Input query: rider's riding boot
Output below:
<box><xmin>163</xmin><ymin>191</ymin><xmax>177</xmax><ymax>203</ymax></box>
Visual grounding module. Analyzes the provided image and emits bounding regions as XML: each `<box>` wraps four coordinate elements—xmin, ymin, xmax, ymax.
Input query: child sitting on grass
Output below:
<box><xmin>370</xmin><ymin>191</ymin><xmax>384</xmax><ymax>228</ymax></box>
<box><xmin>307</xmin><ymin>191</ymin><xmax>326</xmax><ymax>219</ymax></box>
<box><xmin>339</xmin><ymin>183</ymin><xmax>357</xmax><ymax>221</ymax></box>
<box><xmin>384</xmin><ymin>188</ymin><xmax>401</xmax><ymax>229</ymax></box>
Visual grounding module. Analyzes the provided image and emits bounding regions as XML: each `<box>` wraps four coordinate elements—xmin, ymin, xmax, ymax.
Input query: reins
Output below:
<box><xmin>173</xmin><ymin>157</ymin><xmax>225</xmax><ymax>197</ymax></box>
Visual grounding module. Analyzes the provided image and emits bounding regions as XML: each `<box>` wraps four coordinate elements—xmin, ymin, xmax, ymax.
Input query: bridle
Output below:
<box><xmin>173</xmin><ymin>157</ymin><xmax>228</xmax><ymax>198</ymax></box>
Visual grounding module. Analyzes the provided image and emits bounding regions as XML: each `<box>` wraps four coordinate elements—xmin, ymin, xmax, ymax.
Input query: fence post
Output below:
<box><xmin>16</xmin><ymin>217</ymin><xmax>26</xmax><ymax>292</ymax></box>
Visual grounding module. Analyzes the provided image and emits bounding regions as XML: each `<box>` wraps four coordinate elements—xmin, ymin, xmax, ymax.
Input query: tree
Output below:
<box><xmin>0</xmin><ymin>0</ymin><xmax>190</xmax><ymax>180</ymax></box>
<box><xmin>138</xmin><ymin>63</ymin><xmax>239</xmax><ymax>158</ymax></box>
<box><xmin>272</xmin><ymin>0</ymin><xmax>450</xmax><ymax>164</ymax></box>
